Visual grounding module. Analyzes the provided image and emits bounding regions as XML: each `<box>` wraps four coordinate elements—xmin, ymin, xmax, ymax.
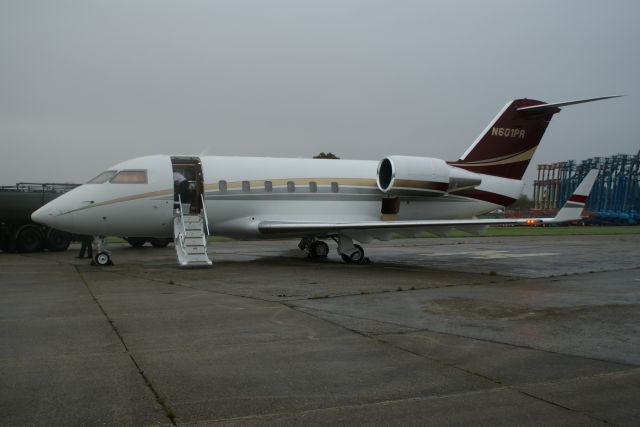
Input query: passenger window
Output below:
<box><xmin>309</xmin><ymin>181</ymin><xmax>317</xmax><ymax>193</ymax></box>
<box><xmin>87</xmin><ymin>170</ymin><xmax>117</xmax><ymax>184</ymax></box>
<box><xmin>110</xmin><ymin>170</ymin><xmax>147</xmax><ymax>184</ymax></box>
<box><xmin>219</xmin><ymin>180</ymin><xmax>227</xmax><ymax>192</ymax></box>
<box><xmin>331</xmin><ymin>182</ymin><xmax>339</xmax><ymax>193</ymax></box>
<box><xmin>287</xmin><ymin>181</ymin><xmax>295</xmax><ymax>192</ymax></box>
<box><xmin>242</xmin><ymin>181</ymin><xmax>250</xmax><ymax>192</ymax></box>
<box><xmin>264</xmin><ymin>181</ymin><xmax>273</xmax><ymax>192</ymax></box>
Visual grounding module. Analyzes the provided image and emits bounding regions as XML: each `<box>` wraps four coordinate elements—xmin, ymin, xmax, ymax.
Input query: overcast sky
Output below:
<box><xmin>1</xmin><ymin>0</ymin><xmax>638</xmax><ymax>192</ymax></box>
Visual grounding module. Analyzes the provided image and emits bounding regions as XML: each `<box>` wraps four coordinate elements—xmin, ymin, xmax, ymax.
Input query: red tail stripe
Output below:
<box><xmin>569</xmin><ymin>194</ymin><xmax>588</xmax><ymax>203</ymax></box>
<box><xmin>455</xmin><ymin>189</ymin><xmax>516</xmax><ymax>207</ymax></box>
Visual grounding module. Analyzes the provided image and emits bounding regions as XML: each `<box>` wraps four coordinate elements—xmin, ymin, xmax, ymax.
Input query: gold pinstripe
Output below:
<box><xmin>68</xmin><ymin>178</ymin><xmax>381</xmax><ymax>213</ymax></box>
<box><xmin>66</xmin><ymin>189</ymin><xmax>174</xmax><ymax>214</ymax></box>
<box><xmin>450</xmin><ymin>146</ymin><xmax>536</xmax><ymax>167</ymax></box>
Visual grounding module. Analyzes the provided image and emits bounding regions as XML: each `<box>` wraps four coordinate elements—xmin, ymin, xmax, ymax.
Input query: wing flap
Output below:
<box><xmin>258</xmin><ymin>217</ymin><xmax>541</xmax><ymax>235</ymax></box>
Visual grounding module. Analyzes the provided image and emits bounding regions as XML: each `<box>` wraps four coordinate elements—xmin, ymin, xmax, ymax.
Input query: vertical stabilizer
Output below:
<box><xmin>546</xmin><ymin>169</ymin><xmax>599</xmax><ymax>223</ymax></box>
<box><xmin>449</xmin><ymin>98</ymin><xmax>557</xmax><ymax>180</ymax></box>
<box><xmin>449</xmin><ymin>96</ymin><xmax>621</xmax><ymax>180</ymax></box>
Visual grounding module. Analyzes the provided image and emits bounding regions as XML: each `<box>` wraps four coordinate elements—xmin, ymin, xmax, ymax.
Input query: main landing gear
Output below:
<box><xmin>298</xmin><ymin>235</ymin><xmax>370</xmax><ymax>264</ymax></box>
<box><xmin>336</xmin><ymin>235</ymin><xmax>370</xmax><ymax>264</ymax></box>
<box><xmin>299</xmin><ymin>237</ymin><xmax>330</xmax><ymax>259</ymax></box>
<box><xmin>341</xmin><ymin>244</ymin><xmax>365</xmax><ymax>264</ymax></box>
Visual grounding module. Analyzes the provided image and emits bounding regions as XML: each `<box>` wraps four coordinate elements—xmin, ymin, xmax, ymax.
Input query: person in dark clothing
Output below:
<box><xmin>78</xmin><ymin>235</ymin><xmax>93</xmax><ymax>259</ymax></box>
<box><xmin>173</xmin><ymin>169</ymin><xmax>193</xmax><ymax>213</ymax></box>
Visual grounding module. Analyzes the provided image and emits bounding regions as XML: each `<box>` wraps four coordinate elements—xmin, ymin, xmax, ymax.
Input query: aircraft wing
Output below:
<box><xmin>258</xmin><ymin>170</ymin><xmax>599</xmax><ymax>240</ymax></box>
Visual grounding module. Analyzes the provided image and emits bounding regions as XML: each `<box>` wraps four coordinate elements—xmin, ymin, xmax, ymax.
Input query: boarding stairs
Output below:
<box><xmin>173</xmin><ymin>195</ymin><xmax>212</xmax><ymax>267</ymax></box>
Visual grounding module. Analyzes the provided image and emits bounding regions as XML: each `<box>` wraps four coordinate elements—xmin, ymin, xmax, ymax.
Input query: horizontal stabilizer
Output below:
<box><xmin>517</xmin><ymin>95</ymin><xmax>623</xmax><ymax>114</ymax></box>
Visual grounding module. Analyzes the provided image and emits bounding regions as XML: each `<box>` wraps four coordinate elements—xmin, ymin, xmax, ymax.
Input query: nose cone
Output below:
<box><xmin>31</xmin><ymin>195</ymin><xmax>75</xmax><ymax>232</ymax></box>
<box><xmin>31</xmin><ymin>205</ymin><xmax>50</xmax><ymax>225</ymax></box>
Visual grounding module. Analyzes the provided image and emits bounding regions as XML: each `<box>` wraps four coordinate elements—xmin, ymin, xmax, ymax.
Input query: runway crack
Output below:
<box><xmin>287</xmin><ymin>304</ymin><xmax>623</xmax><ymax>426</ymax></box>
<box><xmin>74</xmin><ymin>266</ymin><xmax>178</xmax><ymax>426</ymax></box>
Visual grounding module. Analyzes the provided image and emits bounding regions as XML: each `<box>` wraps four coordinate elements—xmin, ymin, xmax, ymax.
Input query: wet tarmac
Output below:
<box><xmin>1</xmin><ymin>234</ymin><xmax>639</xmax><ymax>426</ymax></box>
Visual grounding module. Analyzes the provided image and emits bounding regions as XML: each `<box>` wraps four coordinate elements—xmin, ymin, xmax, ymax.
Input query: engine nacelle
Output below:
<box><xmin>376</xmin><ymin>155</ymin><xmax>482</xmax><ymax>196</ymax></box>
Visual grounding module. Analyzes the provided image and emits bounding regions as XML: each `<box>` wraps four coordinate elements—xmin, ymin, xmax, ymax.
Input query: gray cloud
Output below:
<box><xmin>1</xmin><ymin>0</ymin><xmax>637</xmax><ymax>190</ymax></box>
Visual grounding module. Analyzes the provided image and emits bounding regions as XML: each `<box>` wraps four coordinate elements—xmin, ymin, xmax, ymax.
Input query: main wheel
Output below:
<box><xmin>16</xmin><ymin>225</ymin><xmax>44</xmax><ymax>252</ymax></box>
<box><xmin>94</xmin><ymin>251</ymin><xmax>111</xmax><ymax>266</ymax></box>
<box><xmin>149</xmin><ymin>238</ymin><xmax>172</xmax><ymax>248</ymax></box>
<box><xmin>126</xmin><ymin>237</ymin><xmax>147</xmax><ymax>248</ymax></box>
<box><xmin>46</xmin><ymin>229</ymin><xmax>72</xmax><ymax>252</ymax></box>
<box><xmin>341</xmin><ymin>244</ymin><xmax>365</xmax><ymax>264</ymax></box>
<box><xmin>309</xmin><ymin>241</ymin><xmax>329</xmax><ymax>258</ymax></box>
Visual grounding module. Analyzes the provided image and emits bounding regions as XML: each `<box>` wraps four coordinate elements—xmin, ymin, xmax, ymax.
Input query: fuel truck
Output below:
<box><xmin>0</xmin><ymin>183</ymin><xmax>79</xmax><ymax>252</ymax></box>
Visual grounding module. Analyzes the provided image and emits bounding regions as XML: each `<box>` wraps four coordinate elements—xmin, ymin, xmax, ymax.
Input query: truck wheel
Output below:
<box><xmin>149</xmin><ymin>238</ymin><xmax>172</xmax><ymax>248</ymax></box>
<box><xmin>46</xmin><ymin>229</ymin><xmax>72</xmax><ymax>252</ymax></box>
<box><xmin>16</xmin><ymin>225</ymin><xmax>44</xmax><ymax>252</ymax></box>
<box><xmin>1</xmin><ymin>239</ymin><xmax>16</xmax><ymax>253</ymax></box>
<box><xmin>126</xmin><ymin>237</ymin><xmax>147</xmax><ymax>248</ymax></box>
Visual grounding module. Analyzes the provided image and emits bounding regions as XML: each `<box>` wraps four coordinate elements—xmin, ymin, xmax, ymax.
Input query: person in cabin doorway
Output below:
<box><xmin>173</xmin><ymin>169</ymin><xmax>191</xmax><ymax>213</ymax></box>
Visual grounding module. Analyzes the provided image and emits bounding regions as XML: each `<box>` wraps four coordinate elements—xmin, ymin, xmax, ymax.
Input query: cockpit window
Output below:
<box><xmin>110</xmin><ymin>170</ymin><xmax>148</xmax><ymax>184</ymax></box>
<box><xmin>87</xmin><ymin>170</ymin><xmax>117</xmax><ymax>184</ymax></box>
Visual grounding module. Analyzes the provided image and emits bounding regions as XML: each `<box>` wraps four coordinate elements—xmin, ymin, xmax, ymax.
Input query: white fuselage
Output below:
<box><xmin>33</xmin><ymin>155</ymin><xmax>524</xmax><ymax>239</ymax></box>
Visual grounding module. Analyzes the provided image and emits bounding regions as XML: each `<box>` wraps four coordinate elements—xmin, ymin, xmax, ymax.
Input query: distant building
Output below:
<box><xmin>532</xmin><ymin>153</ymin><xmax>640</xmax><ymax>224</ymax></box>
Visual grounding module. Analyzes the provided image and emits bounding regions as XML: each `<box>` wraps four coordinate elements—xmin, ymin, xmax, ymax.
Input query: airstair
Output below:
<box><xmin>173</xmin><ymin>195</ymin><xmax>212</xmax><ymax>267</ymax></box>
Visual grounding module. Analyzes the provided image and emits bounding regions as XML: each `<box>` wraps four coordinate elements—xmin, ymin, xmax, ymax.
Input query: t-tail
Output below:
<box><xmin>449</xmin><ymin>96</ymin><xmax>622</xmax><ymax>180</ymax></box>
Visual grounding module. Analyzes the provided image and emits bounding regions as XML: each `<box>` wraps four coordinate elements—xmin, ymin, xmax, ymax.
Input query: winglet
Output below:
<box><xmin>544</xmin><ymin>169</ymin><xmax>599</xmax><ymax>223</ymax></box>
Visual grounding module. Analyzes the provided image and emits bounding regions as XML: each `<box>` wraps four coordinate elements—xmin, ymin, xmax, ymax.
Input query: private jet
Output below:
<box><xmin>32</xmin><ymin>96</ymin><xmax>616</xmax><ymax>266</ymax></box>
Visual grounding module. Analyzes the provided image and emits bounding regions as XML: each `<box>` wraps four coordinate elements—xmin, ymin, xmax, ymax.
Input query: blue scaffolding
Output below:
<box><xmin>533</xmin><ymin>152</ymin><xmax>640</xmax><ymax>224</ymax></box>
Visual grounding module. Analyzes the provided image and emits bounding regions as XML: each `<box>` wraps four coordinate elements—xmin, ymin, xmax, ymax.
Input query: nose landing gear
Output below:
<box><xmin>90</xmin><ymin>236</ymin><xmax>114</xmax><ymax>266</ymax></box>
<box><xmin>93</xmin><ymin>251</ymin><xmax>113</xmax><ymax>266</ymax></box>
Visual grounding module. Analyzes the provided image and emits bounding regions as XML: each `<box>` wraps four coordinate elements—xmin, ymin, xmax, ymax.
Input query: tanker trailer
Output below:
<box><xmin>0</xmin><ymin>183</ymin><xmax>79</xmax><ymax>252</ymax></box>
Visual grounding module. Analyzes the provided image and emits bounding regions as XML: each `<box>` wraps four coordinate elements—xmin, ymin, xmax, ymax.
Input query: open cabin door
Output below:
<box><xmin>171</xmin><ymin>157</ymin><xmax>212</xmax><ymax>267</ymax></box>
<box><xmin>171</xmin><ymin>157</ymin><xmax>205</xmax><ymax>215</ymax></box>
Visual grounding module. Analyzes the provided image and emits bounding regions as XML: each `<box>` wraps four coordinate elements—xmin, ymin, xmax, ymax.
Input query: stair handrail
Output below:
<box><xmin>177</xmin><ymin>194</ymin><xmax>187</xmax><ymax>239</ymax></box>
<box><xmin>200</xmin><ymin>193</ymin><xmax>210</xmax><ymax>237</ymax></box>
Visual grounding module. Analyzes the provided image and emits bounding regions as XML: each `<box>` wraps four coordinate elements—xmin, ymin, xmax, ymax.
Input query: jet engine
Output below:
<box><xmin>376</xmin><ymin>155</ymin><xmax>482</xmax><ymax>196</ymax></box>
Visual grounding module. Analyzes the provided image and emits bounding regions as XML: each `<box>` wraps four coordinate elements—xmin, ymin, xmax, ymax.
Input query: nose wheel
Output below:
<box><xmin>89</xmin><ymin>236</ymin><xmax>113</xmax><ymax>266</ymax></box>
<box><xmin>93</xmin><ymin>251</ymin><xmax>113</xmax><ymax>266</ymax></box>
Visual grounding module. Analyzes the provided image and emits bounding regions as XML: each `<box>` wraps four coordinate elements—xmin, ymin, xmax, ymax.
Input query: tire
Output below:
<box><xmin>310</xmin><ymin>241</ymin><xmax>329</xmax><ymax>258</ymax></box>
<box><xmin>149</xmin><ymin>238</ymin><xmax>172</xmax><ymax>248</ymax></box>
<box><xmin>94</xmin><ymin>251</ymin><xmax>111</xmax><ymax>266</ymax></box>
<box><xmin>341</xmin><ymin>244</ymin><xmax>365</xmax><ymax>264</ymax></box>
<box><xmin>16</xmin><ymin>225</ymin><xmax>44</xmax><ymax>252</ymax></box>
<box><xmin>126</xmin><ymin>237</ymin><xmax>147</xmax><ymax>248</ymax></box>
<box><xmin>46</xmin><ymin>229</ymin><xmax>72</xmax><ymax>252</ymax></box>
<box><xmin>1</xmin><ymin>233</ymin><xmax>16</xmax><ymax>253</ymax></box>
